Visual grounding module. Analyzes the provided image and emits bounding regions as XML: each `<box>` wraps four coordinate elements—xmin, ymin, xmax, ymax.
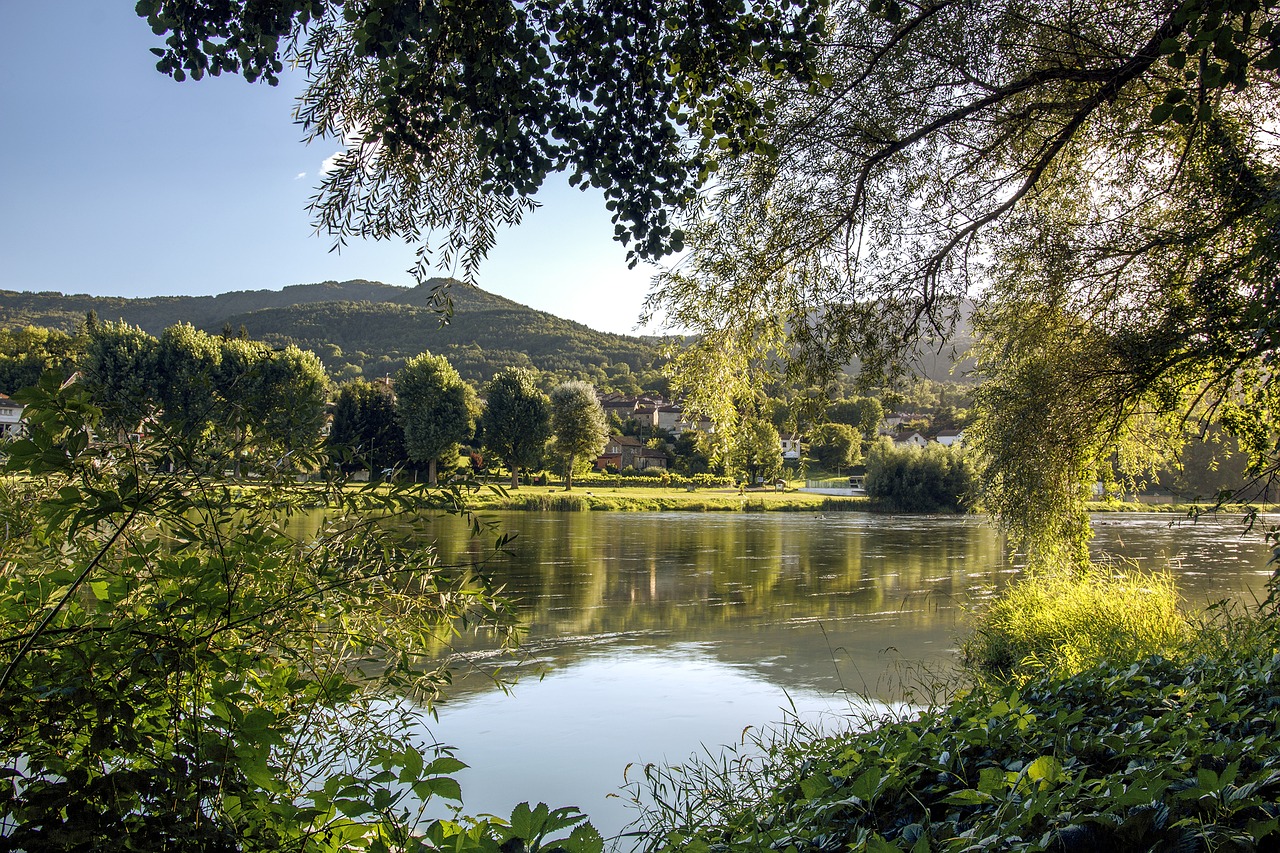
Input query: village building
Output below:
<box><xmin>0</xmin><ymin>393</ymin><xmax>24</xmax><ymax>437</ymax></box>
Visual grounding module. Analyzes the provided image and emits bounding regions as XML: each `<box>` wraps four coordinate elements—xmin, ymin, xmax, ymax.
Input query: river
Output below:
<box><xmin>322</xmin><ymin>510</ymin><xmax>1277</xmax><ymax>843</ymax></box>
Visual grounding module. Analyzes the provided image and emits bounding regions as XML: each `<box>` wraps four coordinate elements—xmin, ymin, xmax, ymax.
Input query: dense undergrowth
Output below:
<box><xmin>632</xmin><ymin>575</ymin><xmax>1280</xmax><ymax>853</ymax></box>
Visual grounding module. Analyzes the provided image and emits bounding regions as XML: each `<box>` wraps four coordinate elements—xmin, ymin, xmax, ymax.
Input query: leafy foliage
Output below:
<box><xmin>395</xmin><ymin>352</ymin><xmax>477</xmax><ymax>486</ymax></box>
<box><xmin>137</xmin><ymin>0</ymin><xmax>828</xmax><ymax>276</ymax></box>
<box><xmin>864</xmin><ymin>439</ymin><xmax>973</xmax><ymax>513</ymax></box>
<box><xmin>964</xmin><ymin>567</ymin><xmax>1193</xmax><ymax>684</ymax></box>
<box><xmin>809</xmin><ymin>422</ymin><xmax>860</xmax><ymax>471</ymax></box>
<box><xmin>634</xmin><ymin>618</ymin><xmax>1280</xmax><ymax>853</ymax></box>
<box><xmin>328</xmin><ymin>378</ymin><xmax>405</xmax><ymax>473</ymax></box>
<box><xmin>0</xmin><ymin>374</ymin><xmax>602</xmax><ymax>852</ymax></box>
<box><xmin>549</xmin><ymin>381</ymin><xmax>608</xmax><ymax>491</ymax></box>
<box><xmin>728</xmin><ymin>417</ymin><xmax>784</xmax><ymax>484</ymax></box>
<box><xmin>645</xmin><ymin>0</ymin><xmax>1280</xmax><ymax>548</ymax></box>
<box><xmin>481</xmin><ymin>368</ymin><xmax>551</xmax><ymax>488</ymax></box>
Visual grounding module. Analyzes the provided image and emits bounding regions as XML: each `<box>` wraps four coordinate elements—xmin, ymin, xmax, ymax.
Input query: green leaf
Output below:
<box><xmin>800</xmin><ymin>773</ymin><xmax>834</xmax><ymax>800</ymax></box>
<box><xmin>1026</xmin><ymin>755</ymin><xmax>1064</xmax><ymax>787</ymax></box>
<box><xmin>944</xmin><ymin>789</ymin><xmax>995</xmax><ymax>806</ymax></box>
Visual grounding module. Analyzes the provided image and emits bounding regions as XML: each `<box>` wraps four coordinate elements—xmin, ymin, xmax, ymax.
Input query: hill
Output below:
<box><xmin>0</xmin><ymin>279</ymin><xmax>666</xmax><ymax>388</ymax></box>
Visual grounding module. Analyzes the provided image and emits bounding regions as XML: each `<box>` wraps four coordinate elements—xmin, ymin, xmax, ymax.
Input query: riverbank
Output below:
<box><xmin>358</xmin><ymin>481</ymin><xmax>1276</xmax><ymax>515</ymax></box>
<box><xmin>459</xmin><ymin>484</ymin><xmax>868</xmax><ymax>512</ymax></box>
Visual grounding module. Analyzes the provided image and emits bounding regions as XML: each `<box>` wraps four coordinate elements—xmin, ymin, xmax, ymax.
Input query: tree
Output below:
<box><xmin>396</xmin><ymin>352</ymin><xmax>476</xmax><ymax>485</ymax></box>
<box><xmin>548</xmin><ymin>381</ymin><xmax>608</xmax><ymax>491</ymax></box>
<box><xmin>139</xmin><ymin>0</ymin><xmax>827</xmax><ymax>279</ymax></box>
<box><xmin>864</xmin><ymin>438</ymin><xmax>973</xmax><ymax>514</ymax></box>
<box><xmin>642</xmin><ymin>0</ymin><xmax>1280</xmax><ymax>554</ymax></box>
<box><xmin>729</xmin><ymin>416</ymin><xmax>784</xmax><ymax>485</ymax></box>
<box><xmin>0</xmin><ymin>326</ymin><xmax>85</xmax><ymax>396</ymax></box>
<box><xmin>827</xmin><ymin>397</ymin><xmax>884</xmax><ymax>441</ymax></box>
<box><xmin>152</xmin><ymin>322</ymin><xmax>223</xmax><ymax>462</ymax></box>
<box><xmin>810</xmin><ymin>422</ymin><xmax>860</xmax><ymax>472</ymax></box>
<box><xmin>252</xmin><ymin>344</ymin><xmax>329</xmax><ymax>466</ymax></box>
<box><xmin>329</xmin><ymin>379</ymin><xmax>406</xmax><ymax>475</ymax></box>
<box><xmin>481</xmin><ymin>368</ymin><xmax>552</xmax><ymax>488</ymax></box>
<box><xmin>81</xmin><ymin>321</ymin><xmax>159</xmax><ymax>439</ymax></box>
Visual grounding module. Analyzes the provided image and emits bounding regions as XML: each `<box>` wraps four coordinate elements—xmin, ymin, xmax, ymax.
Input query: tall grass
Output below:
<box><xmin>964</xmin><ymin>565</ymin><xmax>1192</xmax><ymax>683</ymax></box>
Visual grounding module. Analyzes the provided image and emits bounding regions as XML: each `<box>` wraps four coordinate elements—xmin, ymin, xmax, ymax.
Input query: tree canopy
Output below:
<box><xmin>481</xmin><ymin>368</ymin><xmax>552</xmax><ymax>488</ymax></box>
<box><xmin>644</xmin><ymin>0</ymin><xmax>1280</xmax><ymax>558</ymax></box>
<box><xmin>395</xmin><ymin>352</ymin><xmax>477</xmax><ymax>485</ymax></box>
<box><xmin>548</xmin><ymin>380</ymin><xmax>608</xmax><ymax>490</ymax></box>
<box><xmin>138</xmin><ymin>0</ymin><xmax>826</xmax><ymax>278</ymax></box>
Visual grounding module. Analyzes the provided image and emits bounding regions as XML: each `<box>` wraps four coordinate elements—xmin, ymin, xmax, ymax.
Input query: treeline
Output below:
<box><xmin>0</xmin><ymin>280</ymin><xmax>673</xmax><ymax>393</ymax></box>
<box><xmin>80</xmin><ymin>320</ymin><xmax>329</xmax><ymax>473</ymax></box>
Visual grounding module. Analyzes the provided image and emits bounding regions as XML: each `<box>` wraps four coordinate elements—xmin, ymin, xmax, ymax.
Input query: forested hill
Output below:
<box><xmin>0</xmin><ymin>279</ymin><xmax>666</xmax><ymax>388</ymax></box>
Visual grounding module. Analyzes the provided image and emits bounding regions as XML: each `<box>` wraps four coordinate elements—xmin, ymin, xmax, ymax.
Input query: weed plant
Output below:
<box><xmin>963</xmin><ymin>565</ymin><xmax>1192</xmax><ymax>684</ymax></box>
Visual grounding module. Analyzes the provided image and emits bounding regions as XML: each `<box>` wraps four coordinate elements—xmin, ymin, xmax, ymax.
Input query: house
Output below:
<box><xmin>596</xmin><ymin>435</ymin><xmax>669</xmax><ymax>471</ymax></box>
<box><xmin>655</xmin><ymin>404</ymin><xmax>685</xmax><ymax>433</ymax></box>
<box><xmin>634</xmin><ymin>446</ymin><xmax>669</xmax><ymax>470</ymax></box>
<box><xmin>934</xmin><ymin>428</ymin><xmax>965</xmax><ymax>447</ymax></box>
<box><xmin>780</xmin><ymin>433</ymin><xmax>803</xmax><ymax>460</ymax></box>
<box><xmin>600</xmin><ymin>396</ymin><xmax>640</xmax><ymax>422</ymax></box>
<box><xmin>596</xmin><ymin>435</ymin><xmax>643</xmax><ymax>470</ymax></box>
<box><xmin>894</xmin><ymin>430</ymin><xmax>928</xmax><ymax>448</ymax></box>
<box><xmin>0</xmin><ymin>393</ymin><xmax>24</xmax><ymax>437</ymax></box>
<box><xmin>631</xmin><ymin>405</ymin><xmax>659</xmax><ymax>429</ymax></box>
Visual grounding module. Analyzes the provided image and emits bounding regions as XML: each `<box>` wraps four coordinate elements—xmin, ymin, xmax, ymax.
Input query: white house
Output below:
<box><xmin>934</xmin><ymin>428</ymin><xmax>965</xmax><ymax>447</ymax></box>
<box><xmin>895</xmin><ymin>431</ymin><xmax>928</xmax><ymax>448</ymax></box>
<box><xmin>780</xmin><ymin>433</ymin><xmax>803</xmax><ymax>460</ymax></box>
<box><xmin>0</xmin><ymin>393</ymin><xmax>24</xmax><ymax>437</ymax></box>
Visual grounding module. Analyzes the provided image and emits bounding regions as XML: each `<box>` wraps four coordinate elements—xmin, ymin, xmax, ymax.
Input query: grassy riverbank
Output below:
<box><xmin>459</xmin><ymin>484</ymin><xmax>867</xmax><ymax>512</ymax></box>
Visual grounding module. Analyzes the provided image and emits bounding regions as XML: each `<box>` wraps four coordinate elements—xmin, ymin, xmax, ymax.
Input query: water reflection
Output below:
<box><xmin>289</xmin><ymin>509</ymin><xmax>1275</xmax><ymax>841</ymax></box>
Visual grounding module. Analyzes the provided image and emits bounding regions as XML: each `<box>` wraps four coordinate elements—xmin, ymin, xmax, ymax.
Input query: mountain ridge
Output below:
<box><xmin>0</xmin><ymin>278</ymin><xmax>667</xmax><ymax>388</ymax></box>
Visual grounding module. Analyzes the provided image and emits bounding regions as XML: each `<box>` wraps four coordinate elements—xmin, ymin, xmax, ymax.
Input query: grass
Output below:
<box><xmin>446</xmin><ymin>484</ymin><xmax>869</xmax><ymax>513</ymax></box>
<box><xmin>963</xmin><ymin>565</ymin><xmax>1193</xmax><ymax>684</ymax></box>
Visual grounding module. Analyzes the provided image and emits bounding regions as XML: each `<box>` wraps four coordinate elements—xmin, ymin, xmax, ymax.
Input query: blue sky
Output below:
<box><xmin>0</xmin><ymin>3</ymin><xmax>660</xmax><ymax>336</ymax></box>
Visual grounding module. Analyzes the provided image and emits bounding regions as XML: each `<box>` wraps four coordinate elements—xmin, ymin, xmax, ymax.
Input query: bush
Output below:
<box><xmin>0</xmin><ymin>377</ymin><xmax>601</xmax><ymax>852</ymax></box>
<box><xmin>864</xmin><ymin>438</ymin><xmax>973</xmax><ymax>512</ymax></box>
<box><xmin>964</xmin><ymin>566</ymin><xmax>1192</xmax><ymax>683</ymax></box>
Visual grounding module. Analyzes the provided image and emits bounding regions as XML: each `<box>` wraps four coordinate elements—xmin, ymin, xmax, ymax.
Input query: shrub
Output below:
<box><xmin>864</xmin><ymin>438</ymin><xmax>973</xmax><ymax>512</ymax></box>
<box><xmin>964</xmin><ymin>566</ymin><xmax>1192</xmax><ymax>683</ymax></box>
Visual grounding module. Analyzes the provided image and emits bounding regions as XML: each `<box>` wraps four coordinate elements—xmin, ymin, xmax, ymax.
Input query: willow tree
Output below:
<box><xmin>642</xmin><ymin>0</ymin><xmax>1280</xmax><ymax>561</ymax></box>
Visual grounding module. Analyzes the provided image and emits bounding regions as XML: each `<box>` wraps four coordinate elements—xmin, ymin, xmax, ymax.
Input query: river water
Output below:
<box><xmin>335</xmin><ymin>511</ymin><xmax>1277</xmax><ymax>842</ymax></box>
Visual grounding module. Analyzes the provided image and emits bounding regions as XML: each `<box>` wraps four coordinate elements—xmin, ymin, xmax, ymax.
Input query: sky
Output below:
<box><xmin>0</xmin><ymin>3</ymin><xmax>661</xmax><ymax>336</ymax></box>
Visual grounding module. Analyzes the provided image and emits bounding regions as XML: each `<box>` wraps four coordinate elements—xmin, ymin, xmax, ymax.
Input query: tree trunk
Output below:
<box><xmin>511</xmin><ymin>467</ymin><xmax>520</xmax><ymax>489</ymax></box>
<box><xmin>564</xmin><ymin>454</ymin><xmax>575</xmax><ymax>491</ymax></box>
<box><xmin>428</xmin><ymin>457</ymin><xmax>438</xmax><ymax>486</ymax></box>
